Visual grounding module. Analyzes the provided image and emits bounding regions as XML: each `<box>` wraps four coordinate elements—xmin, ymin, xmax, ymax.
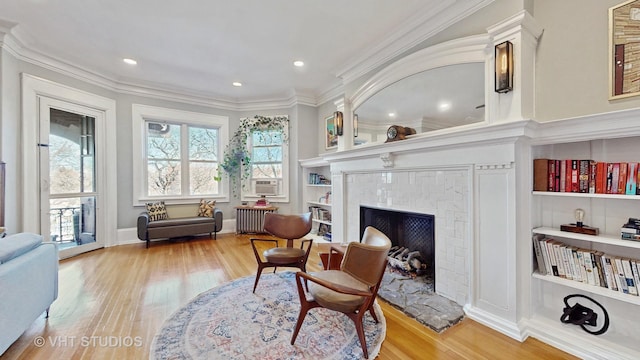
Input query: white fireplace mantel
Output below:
<box><xmin>311</xmin><ymin>108</ymin><xmax>640</xmax><ymax>349</ymax></box>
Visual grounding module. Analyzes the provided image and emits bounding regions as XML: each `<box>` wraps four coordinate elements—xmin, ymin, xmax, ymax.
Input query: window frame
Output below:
<box><xmin>132</xmin><ymin>104</ymin><xmax>229</xmax><ymax>205</ymax></box>
<box><xmin>240</xmin><ymin>118</ymin><xmax>289</xmax><ymax>203</ymax></box>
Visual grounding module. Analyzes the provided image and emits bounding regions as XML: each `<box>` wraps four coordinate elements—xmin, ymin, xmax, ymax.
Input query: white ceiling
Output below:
<box><xmin>0</xmin><ymin>0</ymin><xmax>489</xmax><ymax>105</ymax></box>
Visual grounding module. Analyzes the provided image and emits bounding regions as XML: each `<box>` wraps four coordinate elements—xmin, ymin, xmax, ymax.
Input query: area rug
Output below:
<box><xmin>150</xmin><ymin>271</ymin><xmax>386</xmax><ymax>359</ymax></box>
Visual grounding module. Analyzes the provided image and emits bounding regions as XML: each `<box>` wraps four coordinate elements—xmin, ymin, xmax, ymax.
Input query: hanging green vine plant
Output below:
<box><xmin>217</xmin><ymin>115</ymin><xmax>289</xmax><ymax>194</ymax></box>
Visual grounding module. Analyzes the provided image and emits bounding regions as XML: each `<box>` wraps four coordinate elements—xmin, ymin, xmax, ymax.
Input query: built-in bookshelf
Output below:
<box><xmin>530</xmin><ymin>134</ymin><xmax>640</xmax><ymax>359</ymax></box>
<box><xmin>299</xmin><ymin>157</ymin><xmax>332</xmax><ymax>242</ymax></box>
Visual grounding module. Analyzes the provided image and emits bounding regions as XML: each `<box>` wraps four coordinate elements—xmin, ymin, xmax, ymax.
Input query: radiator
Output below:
<box><xmin>235</xmin><ymin>206</ymin><xmax>278</xmax><ymax>234</ymax></box>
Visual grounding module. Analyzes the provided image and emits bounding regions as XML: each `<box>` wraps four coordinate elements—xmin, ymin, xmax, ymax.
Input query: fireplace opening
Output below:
<box><xmin>359</xmin><ymin>206</ymin><xmax>435</xmax><ymax>282</ymax></box>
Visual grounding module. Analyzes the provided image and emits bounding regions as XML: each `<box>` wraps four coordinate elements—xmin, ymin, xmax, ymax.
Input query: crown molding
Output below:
<box><xmin>334</xmin><ymin>0</ymin><xmax>494</xmax><ymax>85</ymax></box>
<box><xmin>316</xmin><ymin>82</ymin><xmax>345</xmax><ymax>107</ymax></box>
<box><xmin>0</xmin><ymin>27</ymin><xmax>317</xmax><ymax>112</ymax></box>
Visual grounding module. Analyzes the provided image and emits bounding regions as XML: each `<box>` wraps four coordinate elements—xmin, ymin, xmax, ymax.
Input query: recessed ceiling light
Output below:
<box><xmin>388</xmin><ymin>113</ymin><xmax>396</xmax><ymax>118</ymax></box>
<box><xmin>232</xmin><ymin>82</ymin><xmax>242</xmax><ymax>87</ymax></box>
<box><xmin>293</xmin><ymin>60</ymin><xmax>305</xmax><ymax>67</ymax></box>
<box><xmin>438</xmin><ymin>102</ymin><xmax>451</xmax><ymax>111</ymax></box>
<box><xmin>123</xmin><ymin>58</ymin><xmax>137</xmax><ymax>65</ymax></box>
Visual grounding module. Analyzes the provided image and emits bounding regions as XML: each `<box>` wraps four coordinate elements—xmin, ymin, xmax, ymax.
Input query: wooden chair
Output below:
<box><xmin>290</xmin><ymin>226</ymin><xmax>391</xmax><ymax>359</ymax></box>
<box><xmin>250</xmin><ymin>212</ymin><xmax>313</xmax><ymax>293</ymax></box>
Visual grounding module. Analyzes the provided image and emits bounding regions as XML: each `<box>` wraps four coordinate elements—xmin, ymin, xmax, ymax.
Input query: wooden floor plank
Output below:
<box><xmin>1</xmin><ymin>234</ymin><xmax>576</xmax><ymax>359</ymax></box>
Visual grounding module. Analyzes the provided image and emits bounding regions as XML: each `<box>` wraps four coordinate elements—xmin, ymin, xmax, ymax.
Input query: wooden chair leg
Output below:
<box><xmin>253</xmin><ymin>264</ymin><xmax>266</xmax><ymax>293</ymax></box>
<box><xmin>368</xmin><ymin>303</ymin><xmax>378</xmax><ymax>323</ymax></box>
<box><xmin>350</xmin><ymin>313</ymin><xmax>369</xmax><ymax>359</ymax></box>
<box><xmin>291</xmin><ymin>305</ymin><xmax>309</xmax><ymax>345</ymax></box>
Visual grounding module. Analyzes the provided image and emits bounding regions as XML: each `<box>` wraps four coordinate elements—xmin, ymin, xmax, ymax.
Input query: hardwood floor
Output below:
<box><xmin>1</xmin><ymin>234</ymin><xmax>576</xmax><ymax>359</ymax></box>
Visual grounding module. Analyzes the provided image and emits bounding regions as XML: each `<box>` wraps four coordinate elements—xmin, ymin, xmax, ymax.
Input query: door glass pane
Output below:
<box><xmin>49</xmin><ymin>109</ymin><xmax>95</xmax><ymax>194</ymax></box>
<box><xmin>49</xmin><ymin>196</ymin><xmax>96</xmax><ymax>249</ymax></box>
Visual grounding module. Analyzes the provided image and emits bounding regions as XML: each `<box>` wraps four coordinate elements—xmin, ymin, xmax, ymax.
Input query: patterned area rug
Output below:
<box><xmin>150</xmin><ymin>272</ymin><xmax>386</xmax><ymax>359</ymax></box>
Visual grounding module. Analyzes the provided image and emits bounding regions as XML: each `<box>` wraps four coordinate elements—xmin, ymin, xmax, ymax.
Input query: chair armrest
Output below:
<box><xmin>295</xmin><ymin>271</ymin><xmax>373</xmax><ymax>297</ymax></box>
<box><xmin>137</xmin><ymin>212</ymin><xmax>150</xmax><ymax>240</ymax></box>
<box><xmin>213</xmin><ymin>208</ymin><xmax>223</xmax><ymax>231</ymax></box>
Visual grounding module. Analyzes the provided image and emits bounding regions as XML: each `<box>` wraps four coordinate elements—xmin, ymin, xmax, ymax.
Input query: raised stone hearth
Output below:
<box><xmin>378</xmin><ymin>271</ymin><xmax>464</xmax><ymax>332</ymax></box>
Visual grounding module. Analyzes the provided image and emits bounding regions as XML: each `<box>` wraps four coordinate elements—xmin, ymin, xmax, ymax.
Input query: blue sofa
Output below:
<box><xmin>0</xmin><ymin>233</ymin><xmax>58</xmax><ymax>355</ymax></box>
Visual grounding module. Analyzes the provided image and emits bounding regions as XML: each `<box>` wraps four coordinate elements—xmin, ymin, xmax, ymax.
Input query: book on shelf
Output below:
<box><xmin>545</xmin><ymin>239</ymin><xmax>560</xmax><ymax>276</ymax></box>
<box><xmin>532</xmin><ymin>235</ymin><xmax>640</xmax><ymax>296</ymax></box>
<box><xmin>632</xmin><ymin>261</ymin><xmax>640</xmax><ymax>294</ymax></box>
<box><xmin>533</xmin><ymin>158</ymin><xmax>640</xmax><ymax>196</ymax></box>
<box><xmin>620</xmin><ymin>217</ymin><xmax>640</xmax><ymax>240</ymax></box>
<box><xmin>612</xmin><ymin>257</ymin><xmax>628</xmax><ymax>294</ymax></box>
<box><xmin>308</xmin><ymin>172</ymin><xmax>331</xmax><ymax>185</ymax></box>
<box><xmin>601</xmin><ymin>255</ymin><xmax>618</xmax><ymax>291</ymax></box>
<box><xmin>621</xmin><ymin>258</ymin><xmax>638</xmax><ymax>295</ymax></box>
<box><xmin>578</xmin><ymin>160</ymin><xmax>590</xmax><ymax>193</ymax></box>
<box><xmin>532</xmin><ymin>234</ymin><xmax>547</xmax><ymax>275</ymax></box>
<box><xmin>627</xmin><ymin>162</ymin><xmax>638</xmax><ymax>195</ymax></box>
<box><xmin>533</xmin><ymin>159</ymin><xmax>549</xmax><ymax>191</ymax></box>
<box><xmin>592</xmin><ymin>251</ymin><xmax>605</xmax><ymax>287</ymax></box>
<box><xmin>308</xmin><ymin>206</ymin><xmax>331</xmax><ymax>222</ymax></box>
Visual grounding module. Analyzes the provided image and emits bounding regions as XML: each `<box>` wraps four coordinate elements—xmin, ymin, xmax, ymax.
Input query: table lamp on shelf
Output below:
<box><xmin>560</xmin><ymin>208</ymin><xmax>599</xmax><ymax>235</ymax></box>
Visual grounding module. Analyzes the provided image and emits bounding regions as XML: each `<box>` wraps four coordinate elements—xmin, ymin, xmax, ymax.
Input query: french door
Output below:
<box><xmin>39</xmin><ymin>97</ymin><xmax>104</xmax><ymax>258</ymax></box>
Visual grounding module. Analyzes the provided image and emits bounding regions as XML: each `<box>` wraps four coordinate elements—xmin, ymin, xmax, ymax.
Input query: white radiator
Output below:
<box><xmin>235</xmin><ymin>207</ymin><xmax>278</xmax><ymax>234</ymax></box>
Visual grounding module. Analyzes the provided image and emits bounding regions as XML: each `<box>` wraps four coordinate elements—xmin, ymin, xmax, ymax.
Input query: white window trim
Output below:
<box><xmin>240</xmin><ymin>119</ymin><xmax>290</xmax><ymax>203</ymax></box>
<box><xmin>132</xmin><ymin>104</ymin><xmax>229</xmax><ymax>206</ymax></box>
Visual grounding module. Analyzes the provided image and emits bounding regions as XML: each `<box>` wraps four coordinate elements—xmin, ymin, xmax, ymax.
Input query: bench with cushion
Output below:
<box><xmin>137</xmin><ymin>200</ymin><xmax>223</xmax><ymax>248</ymax></box>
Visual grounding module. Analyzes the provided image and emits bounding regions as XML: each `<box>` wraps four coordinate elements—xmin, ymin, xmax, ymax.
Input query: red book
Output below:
<box><xmin>595</xmin><ymin>162</ymin><xmax>606</xmax><ymax>194</ymax></box>
<box><xmin>554</xmin><ymin>160</ymin><xmax>561</xmax><ymax>192</ymax></box>
<box><xmin>548</xmin><ymin>159</ymin><xmax>556</xmax><ymax>192</ymax></box>
<box><xmin>565</xmin><ymin>159</ymin><xmax>572</xmax><ymax>193</ymax></box>
<box><xmin>618</xmin><ymin>162</ymin><xmax>627</xmax><ymax>194</ymax></box>
<box><xmin>560</xmin><ymin>160</ymin><xmax>567</xmax><ymax>192</ymax></box>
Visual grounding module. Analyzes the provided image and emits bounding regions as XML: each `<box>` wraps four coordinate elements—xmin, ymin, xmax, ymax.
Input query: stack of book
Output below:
<box><xmin>532</xmin><ymin>234</ymin><xmax>640</xmax><ymax>296</ymax></box>
<box><xmin>533</xmin><ymin>158</ymin><xmax>639</xmax><ymax>195</ymax></box>
<box><xmin>308</xmin><ymin>206</ymin><xmax>331</xmax><ymax>222</ymax></box>
<box><xmin>621</xmin><ymin>218</ymin><xmax>640</xmax><ymax>241</ymax></box>
<box><xmin>308</xmin><ymin>173</ymin><xmax>330</xmax><ymax>185</ymax></box>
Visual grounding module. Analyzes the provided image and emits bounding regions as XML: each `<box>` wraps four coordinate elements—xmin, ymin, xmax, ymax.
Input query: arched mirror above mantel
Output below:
<box><xmin>350</xmin><ymin>34</ymin><xmax>490</xmax><ymax>146</ymax></box>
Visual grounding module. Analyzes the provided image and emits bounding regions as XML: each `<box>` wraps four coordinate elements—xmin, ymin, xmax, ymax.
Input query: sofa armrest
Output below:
<box><xmin>137</xmin><ymin>212</ymin><xmax>150</xmax><ymax>240</ymax></box>
<box><xmin>213</xmin><ymin>208</ymin><xmax>223</xmax><ymax>232</ymax></box>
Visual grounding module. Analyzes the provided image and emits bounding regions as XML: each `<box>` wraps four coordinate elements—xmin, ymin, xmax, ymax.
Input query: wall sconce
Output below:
<box><xmin>353</xmin><ymin>113</ymin><xmax>358</xmax><ymax>137</ymax></box>
<box><xmin>334</xmin><ymin>111</ymin><xmax>343</xmax><ymax>136</ymax></box>
<box><xmin>494</xmin><ymin>40</ymin><xmax>513</xmax><ymax>93</ymax></box>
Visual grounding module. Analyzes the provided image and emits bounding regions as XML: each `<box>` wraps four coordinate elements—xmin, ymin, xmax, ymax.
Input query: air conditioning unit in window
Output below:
<box><xmin>255</xmin><ymin>180</ymin><xmax>278</xmax><ymax>196</ymax></box>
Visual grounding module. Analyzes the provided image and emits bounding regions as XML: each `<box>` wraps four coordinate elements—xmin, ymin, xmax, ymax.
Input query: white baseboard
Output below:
<box><xmin>463</xmin><ymin>304</ymin><xmax>527</xmax><ymax>342</ymax></box>
<box><xmin>114</xmin><ymin>219</ymin><xmax>237</xmax><ymax>247</ymax></box>
<box><xmin>525</xmin><ymin>316</ymin><xmax>640</xmax><ymax>360</ymax></box>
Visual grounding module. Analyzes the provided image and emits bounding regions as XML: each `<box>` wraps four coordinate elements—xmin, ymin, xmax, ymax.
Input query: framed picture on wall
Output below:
<box><xmin>325</xmin><ymin>115</ymin><xmax>338</xmax><ymax>149</ymax></box>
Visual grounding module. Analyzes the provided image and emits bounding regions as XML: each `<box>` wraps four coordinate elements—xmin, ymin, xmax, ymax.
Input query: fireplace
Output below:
<box><xmin>360</xmin><ymin>206</ymin><xmax>435</xmax><ymax>280</ymax></box>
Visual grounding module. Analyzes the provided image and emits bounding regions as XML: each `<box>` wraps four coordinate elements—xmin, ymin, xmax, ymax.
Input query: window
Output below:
<box><xmin>146</xmin><ymin>123</ymin><xmax>219</xmax><ymax>196</ymax></box>
<box><xmin>132</xmin><ymin>105</ymin><xmax>229</xmax><ymax>204</ymax></box>
<box><xmin>241</xmin><ymin>118</ymin><xmax>289</xmax><ymax>202</ymax></box>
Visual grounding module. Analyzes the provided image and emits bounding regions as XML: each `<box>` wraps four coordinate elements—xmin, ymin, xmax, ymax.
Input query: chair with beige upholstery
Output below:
<box><xmin>250</xmin><ymin>212</ymin><xmax>313</xmax><ymax>293</ymax></box>
<box><xmin>290</xmin><ymin>226</ymin><xmax>391</xmax><ymax>359</ymax></box>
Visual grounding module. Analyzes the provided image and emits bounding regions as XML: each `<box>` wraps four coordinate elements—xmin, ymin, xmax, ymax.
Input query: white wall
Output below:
<box><xmin>534</xmin><ymin>0</ymin><xmax>640</xmax><ymax>121</ymax></box>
